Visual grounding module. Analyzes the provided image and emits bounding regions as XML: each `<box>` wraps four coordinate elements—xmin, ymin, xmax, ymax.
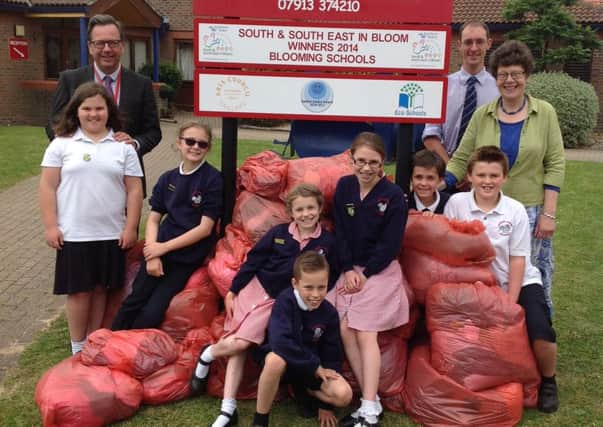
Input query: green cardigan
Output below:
<box><xmin>447</xmin><ymin>95</ymin><xmax>565</xmax><ymax>206</ymax></box>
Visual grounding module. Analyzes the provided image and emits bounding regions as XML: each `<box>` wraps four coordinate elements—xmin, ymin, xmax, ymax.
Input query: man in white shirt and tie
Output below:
<box><xmin>422</xmin><ymin>22</ymin><xmax>499</xmax><ymax>163</ymax></box>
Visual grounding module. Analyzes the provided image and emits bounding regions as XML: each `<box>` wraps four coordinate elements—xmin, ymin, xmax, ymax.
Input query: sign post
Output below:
<box><xmin>193</xmin><ymin>0</ymin><xmax>453</xmax><ymax>217</ymax></box>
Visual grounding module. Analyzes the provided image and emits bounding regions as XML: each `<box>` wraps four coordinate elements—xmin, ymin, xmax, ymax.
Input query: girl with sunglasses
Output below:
<box><xmin>112</xmin><ymin>122</ymin><xmax>223</xmax><ymax>330</ymax></box>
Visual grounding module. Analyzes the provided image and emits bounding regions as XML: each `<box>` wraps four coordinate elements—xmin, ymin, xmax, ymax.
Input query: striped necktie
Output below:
<box><xmin>456</xmin><ymin>76</ymin><xmax>478</xmax><ymax>150</ymax></box>
<box><xmin>103</xmin><ymin>75</ymin><xmax>114</xmax><ymax>100</ymax></box>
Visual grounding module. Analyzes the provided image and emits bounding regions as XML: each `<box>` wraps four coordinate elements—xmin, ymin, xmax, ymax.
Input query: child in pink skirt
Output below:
<box><xmin>329</xmin><ymin>132</ymin><xmax>409</xmax><ymax>427</ymax></box>
<box><xmin>191</xmin><ymin>183</ymin><xmax>338</xmax><ymax>427</ymax></box>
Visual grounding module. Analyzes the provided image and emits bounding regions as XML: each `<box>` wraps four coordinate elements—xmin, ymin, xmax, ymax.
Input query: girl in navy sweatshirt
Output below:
<box><xmin>330</xmin><ymin>132</ymin><xmax>409</xmax><ymax>427</ymax></box>
<box><xmin>191</xmin><ymin>183</ymin><xmax>338</xmax><ymax>427</ymax></box>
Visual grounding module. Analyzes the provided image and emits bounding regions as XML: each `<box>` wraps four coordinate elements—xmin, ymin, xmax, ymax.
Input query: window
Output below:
<box><xmin>122</xmin><ymin>38</ymin><xmax>149</xmax><ymax>72</ymax></box>
<box><xmin>176</xmin><ymin>42</ymin><xmax>194</xmax><ymax>81</ymax></box>
<box><xmin>45</xmin><ymin>35</ymin><xmax>80</xmax><ymax>78</ymax></box>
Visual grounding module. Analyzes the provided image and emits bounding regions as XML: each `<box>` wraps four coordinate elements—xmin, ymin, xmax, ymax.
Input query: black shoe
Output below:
<box><xmin>190</xmin><ymin>345</ymin><xmax>211</xmax><ymax>396</ymax></box>
<box><xmin>537</xmin><ymin>381</ymin><xmax>559</xmax><ymax>413</ymax></box>
<box><xmin>353</xmin><ymin>416</ymin><xmax>381</xmax><ymax>427</ymax></box>
<box><xmin>339</xmin><ymin>413</ymin><xmax>360</xmax><ymax>427</ymax></box>
<box><xmin>209</xmin><ymin>409</ymin><xmax>238</xmax><ymax>427</ymax></box>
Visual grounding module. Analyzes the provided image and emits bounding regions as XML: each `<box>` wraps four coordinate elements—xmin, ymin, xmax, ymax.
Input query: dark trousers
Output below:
<box><xmin>111</xmin><ymin>259</ymin><xmax>197</xmax><ymax>330</ymax></box>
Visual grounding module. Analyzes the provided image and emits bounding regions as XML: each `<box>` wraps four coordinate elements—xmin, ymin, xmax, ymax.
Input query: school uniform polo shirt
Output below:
<box><xmin>41</xmin><ymin>128</ymin><xmax>143</xmax><ymax>241</ymax></box>
<box><xmin>444</xmin><ymin>190</ymin><xmax>542</xmax><ymax>291</ymax></box>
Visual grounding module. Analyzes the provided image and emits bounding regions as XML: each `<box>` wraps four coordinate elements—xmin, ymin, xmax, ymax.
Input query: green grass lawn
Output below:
<box><xmin>0</xmin><ymin>129</ymin><xmax>601</xmax><ymax>426</ymax></box>
<box><xmin>0</xmin><ymin>126</ymin><xmax>49</xmax><ymax>191</ymax></box>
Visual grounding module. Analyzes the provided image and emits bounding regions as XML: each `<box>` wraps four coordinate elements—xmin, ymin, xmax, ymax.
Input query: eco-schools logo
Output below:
<box><xmin>301</xmin><ymin>80</ymin><xmax>333</xmax><ymax>113</ymax></box>
<box><xmin>202</xmin><ymin>26</ymin><xmax>233</xmax><ymax>56</ymax></box>
<box><xmin>395</xmin><ymin>83</ymin><xmax>426</xmax><ymax>117</ymax></box>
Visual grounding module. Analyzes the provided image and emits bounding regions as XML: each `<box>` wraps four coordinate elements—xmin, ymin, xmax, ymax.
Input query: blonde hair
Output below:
<box><xmin>178</xmin><ymin>122</ymin><xmax>213</xmax><ymax>146</ymax></box>
<box><xmin>285</xmin><ymin>183</ymin><xmax>324</xmax><ymax>214</ymax></box>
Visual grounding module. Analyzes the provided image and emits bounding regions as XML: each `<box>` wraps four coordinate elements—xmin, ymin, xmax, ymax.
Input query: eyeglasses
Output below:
<box><xmin>89</xmin><ymin>40</ymin><xmax>122</xmax><ymax>49</ymax></box>
<box><xmin>352</xmin><ymin>158</ymin><xmax>382</xmax><ymax>169</ymax></box>
<box><xmin>496</xmin><ymin>71</ymin><xmax>526</xmax><ymax>81</ymax></box>
<box><xmin>180</xmin><ymin>137</ymin><xmax>210</xmax><ymax>149</ymax></box>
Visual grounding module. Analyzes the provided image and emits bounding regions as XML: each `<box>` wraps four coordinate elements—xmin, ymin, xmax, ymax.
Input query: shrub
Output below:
<box><xmin>527</xmin><ymin>72</ymin><xmax>599</xmax><ymax>147</ymax></box>
<box><xmin>138</xmin><ymin>62</ymin><xmax>183</xmax><ymax>92</ymax></box>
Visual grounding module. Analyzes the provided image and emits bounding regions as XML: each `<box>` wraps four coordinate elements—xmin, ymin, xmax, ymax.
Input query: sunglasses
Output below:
<box><xmin>180</xmin><ymin>137</ymin><xmax>210</xmax><ymax>149</ymax></box>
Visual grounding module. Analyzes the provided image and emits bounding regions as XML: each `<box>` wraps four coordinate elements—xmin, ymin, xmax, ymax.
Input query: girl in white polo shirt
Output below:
<box><xmin>40</xmin><ymin>82</ymin><xmax>143</xmax><ymax>355</ymax></box>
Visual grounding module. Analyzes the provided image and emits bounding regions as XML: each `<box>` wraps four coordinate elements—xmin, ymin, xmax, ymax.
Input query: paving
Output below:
<box><xmin>0</xmin><ymin>116</ymin><xmax>601</xmax><ymax>386</ymax></box>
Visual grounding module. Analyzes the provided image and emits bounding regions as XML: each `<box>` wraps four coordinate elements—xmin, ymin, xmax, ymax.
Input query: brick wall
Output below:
<box><xmin>147</xmin><ymin>0</ymin><xmax>193</xmax><ymax>31</ymax></box>
<box><xmin>0</xmin><ymin>14</ymin><xmax>52</xmax><ymax>126</ymax></box>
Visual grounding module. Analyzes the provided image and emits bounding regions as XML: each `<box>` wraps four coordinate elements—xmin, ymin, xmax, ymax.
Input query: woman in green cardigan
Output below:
<box><xmin>445</xmin><ymin>40</ymin><xmax>565</xmax><ymax>313</ymax></box>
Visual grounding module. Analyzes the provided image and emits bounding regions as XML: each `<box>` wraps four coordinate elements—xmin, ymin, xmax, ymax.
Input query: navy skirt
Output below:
<box><xmin>54</xmin><ymin>240</ymin><xmax>126</xmax><ymax>295</ymax></box>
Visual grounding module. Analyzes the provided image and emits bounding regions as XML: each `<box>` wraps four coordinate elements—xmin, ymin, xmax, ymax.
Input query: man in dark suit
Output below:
<box><xmin>46</xmin><ymin>14</ymin><xmax>161</xmax><ymax>196</ymax></box>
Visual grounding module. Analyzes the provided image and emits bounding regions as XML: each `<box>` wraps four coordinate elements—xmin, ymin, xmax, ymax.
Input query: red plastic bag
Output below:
<box><xmin>426</xmin><ymin>282</ymin><xmax>540</xmax><ymax>405</ymax></box>
<box><xmin>341</xmin><ymin>327</ymin><xmax>408</xmax><ymax>411</ymax></box>
<box><xmin>402</xmin><ymin>344</ymin><xmax>523</xmax><ymax>427</ymax></box>
<box><xmin>101</xmin><ymin>241</ymin><xmax>144</xmax><ymax>328</ymax></box>
<box><xmin>281</xmin><ymin>150</ymin><xmax>353</xmax><ymax>213</ymax></box>
<box><xmin>160</xmin><ymin>279</ymin><xmax>220</xmax><ymax>342</ymax></box>
<box><xmin>401</xmin><ymin>248</ymin><xmax>498</xmax><ymax>304</ymax></box>
<box><xmin>237</xmin><ymin>150</ymin><xmax>288</xmax><ymax>199</ymax></box>
<box><xmin>142</xmin><ymin>328</ymin><xmax>214</xmax><ymax>405</ymax></box>
<box><xmin>232</xmin><ymin>191</ymin><xmax>290</xmax><ymax>243</ymax></box>
<box><xmin>35</xmin><ymin>354</ymin><xmax>142</xmax><ymax>427</ymax></box>
<box><xmin>184</xmin><ymin>265</ymin><xmax>213</xmax><ymax>290</ymax></box>
<box><xmin>80</xmin><ymin>328</ymin><xmax>178</xmax><ymax>379</ymax></box>
<box><xmin>210</xmin><ymin>312</ymin><xmax>226</xmax><ymax>341</ymax></box>
<box><xmin>223</xmin><ymin>224</ymin><xmax>253</xmax><ymax>267</ymax></box>
<box><xmin>207</xmin><ymin>240</ymin><xmax>240</xmax><ymax>297</ymax></box>
<box><xmin>403</xmin><ymin>213</ymin><xmax>496</xmax><ymax>266</ymax></box>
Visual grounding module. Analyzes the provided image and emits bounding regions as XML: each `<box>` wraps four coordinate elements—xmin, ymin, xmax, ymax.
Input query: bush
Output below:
<box><xmin>527</xmin><ymin>72</ymin><xmax>599</xmax><ymax>147</ymax></box>
<box><xmin>138</xmin><ymin>62</ymin><xmax>183</xmax><ymax>92</ymax></box>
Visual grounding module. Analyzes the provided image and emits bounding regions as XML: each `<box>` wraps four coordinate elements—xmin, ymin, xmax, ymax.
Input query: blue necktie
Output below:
<box><xmin>456</xmin><ymin>76</ymin><xmax>478</xmax><ymax>150</ymax></box>
<box><xmin>103</xmin><ymin>75</ymin><xmax>114</xmax><ymax>100</ymax></box>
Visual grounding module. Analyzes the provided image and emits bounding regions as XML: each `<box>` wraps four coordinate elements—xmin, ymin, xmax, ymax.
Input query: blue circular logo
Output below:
<box><xmin>301</xmin><ymin>80</ymin><xmax>333</xmax><ymax>113</ymax></box>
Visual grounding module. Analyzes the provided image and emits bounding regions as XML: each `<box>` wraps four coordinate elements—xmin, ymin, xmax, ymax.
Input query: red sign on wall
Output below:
<box><xmin>9</xmin><ymin>38</ymin><xmax>28</xmax><ymax>60</ymax></box>
<box><xmin>194</xmin><ymin>0</ymin><xmax>453</xmax><ymax>24</ymax></box>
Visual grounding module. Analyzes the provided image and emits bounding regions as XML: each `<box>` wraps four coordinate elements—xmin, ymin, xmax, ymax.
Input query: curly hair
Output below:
<box><xmin>53</xmin><ymin>82</ymin><xmax>122</xmax><ymax>137</ymax></box>
<box><xmin>489</xmin><ymin>40</ymin><xmax>535</xmax><ymax>77</ymax></box>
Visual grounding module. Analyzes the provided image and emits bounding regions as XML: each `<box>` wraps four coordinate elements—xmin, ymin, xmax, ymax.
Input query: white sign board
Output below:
<box><xmin>196</xmin><ymin>19</ymin><xmax>449</xmax><ymax>72</ymax></box>
<box><xmin>196</xmin><ymin>71</ymin><xmax>447</xmax><ymax>123</ymax></box>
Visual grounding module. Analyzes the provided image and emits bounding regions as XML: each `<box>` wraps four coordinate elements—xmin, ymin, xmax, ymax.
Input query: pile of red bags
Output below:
<box><xmin>426</xmin><ymin>282</ymin><xmax>540</xmax><ymax>407</ymax></box>
<box><xmin>401</xmin><ymin>212</ymin><xmax>497</xmax><ymax>304</ymax></box>
<box><xmin>402</xmin><ymin>344</ymin><xmax>524</xmax><ymax>427</ymax></box>
<box><xmin>36</xmin><ymin>326</ymin><xmax>214</xmax><ymax>425</ymax></box>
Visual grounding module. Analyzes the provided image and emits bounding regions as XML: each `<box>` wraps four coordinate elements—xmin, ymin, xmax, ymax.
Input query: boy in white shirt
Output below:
<box><xmin>444</xmin><ymin>146</ymin><xmax>559</xmax><ymax>414</ymax></box>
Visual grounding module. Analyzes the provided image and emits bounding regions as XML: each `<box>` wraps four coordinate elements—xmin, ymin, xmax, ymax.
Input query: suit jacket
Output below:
<box><xmin>46</xmin><ymin>65</ymin><xmax>162</xmax><ymax>195</ymax></box>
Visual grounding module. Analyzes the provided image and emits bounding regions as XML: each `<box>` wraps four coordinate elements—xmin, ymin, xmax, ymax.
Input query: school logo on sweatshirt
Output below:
<box><xmin>346</xmin><ymin>203</ymin><xmax>355</xmax><ymax>217</ymax></box>
<box><xmin>377</xmin><ymin>198</ymin><xmax>389</xmax><ymax>215</ymax></box>
<box><xmin>314</xmin><ymin>246</ymin><xmax>326</xmax><ymax>256</ymax></box>
<box><xmin>191</xmin><ymin>191</ymin><xmax>203</xmax><ymax>207</ymax></box>
<box><xmin>312</xmin><ymin>325</ymin><xmax>325</xmax><ymax>342</ymax></box>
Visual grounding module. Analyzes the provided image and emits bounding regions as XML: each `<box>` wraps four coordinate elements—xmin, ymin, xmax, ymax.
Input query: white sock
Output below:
<box><xmin>358</xmin><ymin>399</ymin><xmax>380</xmax><ymax>423</ymax></box>
<box><xmin>70</xmin><ymin>338</ymin><xmax>86</xmax><ymax>355</ymax></box>
<box><xmin>211</xmin><ymin>398</ymin><xmax>237</xmax><ymax>427</ymax></box>
<box><xmin>194</xmin><ymin>345</ymin><xmax>214</xmax><ymax>378</ymax></box>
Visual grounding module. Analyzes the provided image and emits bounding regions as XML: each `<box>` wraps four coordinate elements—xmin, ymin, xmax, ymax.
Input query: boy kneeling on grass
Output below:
<box><xmin>252</xmin><ymin>251</ymin><xmax>352</xmax><ymax>427</ymax></box>
<box><xmin>444</xmin><ymin>146</ymin><xmax>559</xmax><ymax>414</ymax></box>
